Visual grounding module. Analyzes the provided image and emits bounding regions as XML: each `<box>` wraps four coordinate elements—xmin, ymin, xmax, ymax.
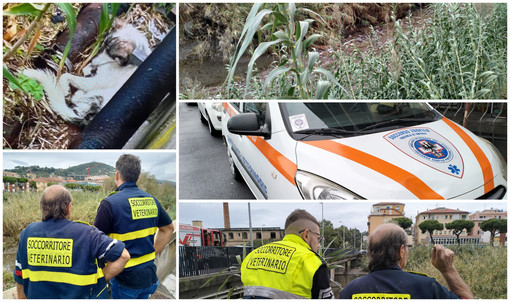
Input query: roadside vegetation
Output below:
<box><xmin>406</xmin><ymin>245</ymin><xmax>506</xmax><ymax>299</ymax></box>
<box><xmin>180</xmin><ymin>3</ymin><xmax>506</xmax><ymax>100</ymax></box>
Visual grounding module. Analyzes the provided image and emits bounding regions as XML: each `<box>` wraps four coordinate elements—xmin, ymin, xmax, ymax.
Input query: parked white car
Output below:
<box><xmin>198</xmin><ymin>102</ymin><xmax>223</xmax><ymax>136</ymax></box>
<box><xmin>221</xmin><ymin>102</ymin><xmax>507</xmax><ymax>200</ymax></box>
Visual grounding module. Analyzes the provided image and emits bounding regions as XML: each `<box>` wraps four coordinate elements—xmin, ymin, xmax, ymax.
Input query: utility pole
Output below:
<box><xmin>261</xmin><ymin>224</ymin><xmax>265</xmax><ymax>245</ymax></box>
<box><xmin>248</xmin><ymin>203</ymin><xmax>253</xmax><ymax>248</ymax></box>
<box><xmin>320</xmin><ymin>202</ymin><xmax>324</xmax><ymax>251</ymax></box>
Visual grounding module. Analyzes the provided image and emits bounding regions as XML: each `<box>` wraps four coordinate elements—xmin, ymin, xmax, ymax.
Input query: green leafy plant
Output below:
<box><xmin>224</xmin><ymin>3</ymin><xmax>349</xmax><ymax>99</ymax></box>
<box><xmin>7</xmin><ymin>73</ymin><xmax>44</xmax><ymax>101</ymax></box>
<box><xmin>3</xmin><ymin>3</ymin><xmax>46</xmax><ymax>16</ymax></box>
<box><xmin>54</xmin><ymin>4</ymin><xmax>76</xmax><ymax>77</ymax></box>
<box><xmin>77</xmin><ymin>3</ymin><xmax>123</xmax><ymax>72</ymax></box>
<box><xmin>319</xmin><ymin>238</ymin><xmax>347</xmax><ymax>291</ymax></box>
<box><xmin>3</xmin><ymin>3</ymin><xmax>76</xmax><ymax>80</ymax></box>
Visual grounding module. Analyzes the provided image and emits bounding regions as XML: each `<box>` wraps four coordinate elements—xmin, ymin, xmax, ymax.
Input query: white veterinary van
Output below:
<box><xmin>222</xmin><ymin>102</ymin><xmax>507</xmax><ymax>200</ymax></box>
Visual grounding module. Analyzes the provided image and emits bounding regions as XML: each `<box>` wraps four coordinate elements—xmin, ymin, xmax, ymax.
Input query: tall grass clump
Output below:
<box><xmin>3</xmin><ymin>190</ymin><xmax>108</xmax><ymax>240</ymax></box>
<box><xmin>224</xmin><ymin>3</ymin><xmax>349</xmax><ymax>99</ymax></box>
<box><xmin>406</xmin><ymin>245</ymin><xmax>506</xmax><ymax>299</ymax></box>
<box><xmin>330</xmin><ymin>3</ymin><xmax>507</xmax><ymax>99</ymax></box>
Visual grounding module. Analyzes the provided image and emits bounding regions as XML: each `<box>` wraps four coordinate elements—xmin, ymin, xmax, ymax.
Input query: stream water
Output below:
<box><xmin>179</xmin><ymin>42</ymin><xmax>275</xmax><ymax>88</ymax></box>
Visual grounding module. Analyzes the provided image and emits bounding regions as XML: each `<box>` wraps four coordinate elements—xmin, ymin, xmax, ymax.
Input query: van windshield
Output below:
<box><xmin>280</xmin><ymin>103</ymin><xmax>442</xmax><ymax>139</ymax></box>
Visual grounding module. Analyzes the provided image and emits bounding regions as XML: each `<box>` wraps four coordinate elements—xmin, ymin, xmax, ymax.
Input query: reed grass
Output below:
<box><xmin>406</xmin><ymin>245</ymin><xmax>506</xmax><ymax>299</ymax></box>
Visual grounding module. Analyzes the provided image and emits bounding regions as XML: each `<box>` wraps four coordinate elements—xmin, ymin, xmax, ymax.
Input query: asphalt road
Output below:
<box><xmin>179</xmin><ymin>103</ymin><xmax>254</xmax><ymax>199</ymax></box>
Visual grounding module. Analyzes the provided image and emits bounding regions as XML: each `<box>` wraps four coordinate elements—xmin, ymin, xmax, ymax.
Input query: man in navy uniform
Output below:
<box><xmin>339</xmin><ymin>223</ymin><xmax>473</xmax><ymax>299</ymax></box>
<box><xmin>94</xmin><ymin>154</ymin><xmax>174</xmax><ymax>299</ymax></box>
<box><xmin>14</xmin><ymin>185</ymin><xmax>130</xmax><ymax>299</ymax></box>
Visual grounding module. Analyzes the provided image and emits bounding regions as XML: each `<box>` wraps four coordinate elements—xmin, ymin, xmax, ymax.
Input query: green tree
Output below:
<box><xmin>321</xmin><ymin>219</ymin><xmax>340</xmax><ymax>248</ymax></box>
<box><xmin>29</xmin><ymin>180</ymin><xmax>36</xmax><ymax>189</ymax></box>
<box><xmin>65</xmin><ymin>183</ymin><xmax>82</xmax><ymax>190</ymax></box>
<box><xmin>83</xmin><ymin>185</ymin><xmax>100</xmax><ymax>192</ymax></box>
<box><xmin>418</xmin><ymin>220</ymin><xmax>444</xmax><ymax>245</ymax></box>
<box><xmin>137</xmin><ymin>172</ymin><xmax>176</xmax><ymax>218</ymax></box>
<box><xmin>392</xmin><ymin>217</ymin><xmax>413</xmax><ymax>230</ymax></box>
<box><xmin>481</xmin><ymin>219</ymin><xmax>507</xmax><ymax>246</ymax></box>
<box><xmin>3</xmin><ymin>176</ymin><xmax>17</xmax><ymax>184</ymax></box>
<box><xmin>445</xmin><ymin>220</ymin><xmax>475</xmax><ymax>246</ymax></box>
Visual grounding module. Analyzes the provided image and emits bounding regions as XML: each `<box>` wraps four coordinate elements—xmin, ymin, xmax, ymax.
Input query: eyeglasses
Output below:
<box><xmin>299</xmin><ymin>229</ymin><xmax>324</xmax><ymax>242</ymax></box>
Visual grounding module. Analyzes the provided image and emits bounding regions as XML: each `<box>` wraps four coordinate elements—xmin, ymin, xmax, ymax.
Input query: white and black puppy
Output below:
<box><xmin>23</xmin><ymin>20</ymin><xmax>151</xmax><ymax>127</ymax></box>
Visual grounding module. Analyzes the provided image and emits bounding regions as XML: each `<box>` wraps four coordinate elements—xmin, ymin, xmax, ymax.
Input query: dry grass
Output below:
<box><xmin>3</xmin><ymin>3</ymin><xmax>174</xmax><ymax>149</ymax></box>
<box><xmin>406</xmin><ymin>245</ymin><xmax>507</xmax><ymax>299</ymax></box>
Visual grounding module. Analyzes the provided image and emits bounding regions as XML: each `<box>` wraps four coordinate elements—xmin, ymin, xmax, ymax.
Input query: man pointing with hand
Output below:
<box><xmin>339</xmin><ymin>223</ymin><xmax>473</xmax><ymax>299</ymax></box>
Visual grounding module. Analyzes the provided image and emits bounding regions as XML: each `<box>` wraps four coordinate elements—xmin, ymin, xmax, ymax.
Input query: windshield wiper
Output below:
<box><xmin>295</xmin><ymin>127</ymin><xmax>361</xmax><ymax>140</ymax></box>
<box><xmin>359</xmin><ymin>117</ymin><xmax>437</xmax><ymax>131</ymax></box>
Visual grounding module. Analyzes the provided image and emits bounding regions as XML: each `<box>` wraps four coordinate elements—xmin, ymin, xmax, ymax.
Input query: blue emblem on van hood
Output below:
<box><xmin>384</xmin><ymin>127</ymin><xmax>463</xmax><ymax>178</ymax></box>
<box><xmin>412</xmin><ymin>138</ymin><xmax>451</xmax><ymax>162</ymax></box>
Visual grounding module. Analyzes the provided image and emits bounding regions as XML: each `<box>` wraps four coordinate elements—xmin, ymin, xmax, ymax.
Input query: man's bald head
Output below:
<box><xmin>284</xmin><ymin>209</ymin><xmax>320</xmax><ymax>235</ymax></box>
<box><xmin>40</xmin><ymin>185</ymin><xmax>72</xmax><ymax>221</ymax></box>
<box><xmin>368</xmin><ymin>223</ymin><xmax>408</xmax><ymax>271</ymax></box>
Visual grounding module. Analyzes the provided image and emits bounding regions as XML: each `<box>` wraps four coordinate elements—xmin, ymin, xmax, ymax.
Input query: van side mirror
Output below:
<box><xmin>227</xmin><ymin>113</ymin><xmax>271</xmax><ymax>139</ymax></box>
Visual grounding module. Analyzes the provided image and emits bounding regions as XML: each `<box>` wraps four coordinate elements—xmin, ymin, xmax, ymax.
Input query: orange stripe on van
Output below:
<box><xmin>303</xmin><ymin>140</ymin><xmax>444</xmax><ymax>199</ymax></box>
<box><xmin>247</xmin><ymin>136</ymin><xmax>297</xmax><ymax>186</ymax></box>
<box><xmin>442</xmin><ymin>118</ymin><xmax>494</xmax><ymax>193</ymax></box>
<box><xmin>223</xmin><ymin>102</ymin><xmax>297</xmax><ymax>186</ymax></box>
<box><xmin>223</xmin><ymin>102</ymin><xmax>235</xmax><ymax>117</ymax></box>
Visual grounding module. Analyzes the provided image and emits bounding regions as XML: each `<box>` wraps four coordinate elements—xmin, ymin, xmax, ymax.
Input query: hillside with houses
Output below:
<box><xmin>3</xmin><ymin>162</ymin><xmax>115</xmax><ymax>192</ymax></box>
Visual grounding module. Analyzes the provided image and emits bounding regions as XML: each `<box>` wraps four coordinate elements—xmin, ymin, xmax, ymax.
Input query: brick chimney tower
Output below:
<box><xmin>223</xmin><ymin>202</ymin><xmax>231</xmax><ymax>229</ymax></box>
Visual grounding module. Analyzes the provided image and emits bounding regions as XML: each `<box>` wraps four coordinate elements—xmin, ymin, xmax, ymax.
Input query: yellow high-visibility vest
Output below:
<box><xmin>241</xmin><ymin>234</ymin><xmax>324</xmax><ymax>299</ymax></box>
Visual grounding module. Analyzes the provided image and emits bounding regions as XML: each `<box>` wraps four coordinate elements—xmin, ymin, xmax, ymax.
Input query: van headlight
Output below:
<box><xmin>211</xmin><ymin>102</ymin><xmax>223</xmax><ymax>112</ymax></box>
<box><xmin>479</xmin><ymin>138</ymin><xmax>507</xmax><ymax>181</ymax></box>
<box><xmin>295</xmin><ymin>171</ymin><xmax>363</xmax><ymax>200</ymax></box>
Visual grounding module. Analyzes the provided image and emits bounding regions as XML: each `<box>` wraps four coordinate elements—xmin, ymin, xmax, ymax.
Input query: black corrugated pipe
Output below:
<box><xmin>71</xmin><ymin>27</ymin><xmax>176</xmax><ymax>149</ymax></box>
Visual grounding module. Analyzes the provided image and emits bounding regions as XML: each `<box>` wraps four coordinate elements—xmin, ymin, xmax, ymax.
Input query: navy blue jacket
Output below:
<box><xmin>94</xmin><ymin>182</ymin><xmax>172</xmax><ymax>275</ymax></box>
<box><xmin>339</xmin><ymin>265</ymin><xmax>460</xmax><ymax>299</ymax></box>
<box><xmin>14</xmin><ymin>219</ymin><xmax>124</xmax><ymax>299</ymax></box>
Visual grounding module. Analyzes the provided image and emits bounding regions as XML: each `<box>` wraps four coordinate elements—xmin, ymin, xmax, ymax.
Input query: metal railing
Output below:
<box><xmin>179</xmin><ymin>246</ymin><xmax>253</xmax><ymax>277</ymax></box>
